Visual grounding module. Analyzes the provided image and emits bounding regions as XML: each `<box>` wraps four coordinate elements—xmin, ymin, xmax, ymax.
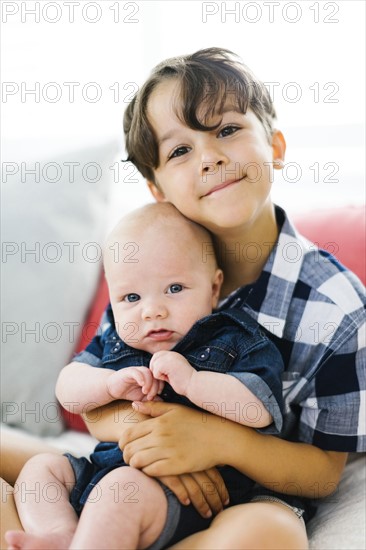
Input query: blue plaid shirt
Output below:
<box><xmin>219</xmin><ymin>206</ymin><xmax>366</xmax><ymax>452</ymax></box>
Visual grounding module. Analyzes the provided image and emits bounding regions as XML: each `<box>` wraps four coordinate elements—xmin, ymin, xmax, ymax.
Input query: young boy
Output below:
<box><xmin>80</xmin><ymin>48</ymin><xmax>365</xmax><ymax>549</ymax></box>
<box><xmin>6</xmin><ymin>202</ymin><xmax>284</xmax><ymax>550</ymax></box>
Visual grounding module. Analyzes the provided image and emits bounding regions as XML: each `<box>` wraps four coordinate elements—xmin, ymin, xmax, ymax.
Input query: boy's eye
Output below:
<box><xmin>167</xmin><ymin>284</ymin><xmax>183</xmax><ymax>294</ymax></box>
<box><xmin>219</xmin><ymin>125</ymin><xmax>239</xmax><ymax>138</ymax></box>
<box><xmin>168</xmin><ymin>146</ymin><xmax>191</xmax><ymax>160</ymax></box>
<box><xmin>124</xmin><ymin>293</ymin><xmax>140</xmax><ymax>303</ymax></box>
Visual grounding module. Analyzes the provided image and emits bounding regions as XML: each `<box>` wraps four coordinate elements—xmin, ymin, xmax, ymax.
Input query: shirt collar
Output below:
<box><xmin>220</xmin><ymin>206</ymin><xmax>309</xmax><ymax>338</ymax></box>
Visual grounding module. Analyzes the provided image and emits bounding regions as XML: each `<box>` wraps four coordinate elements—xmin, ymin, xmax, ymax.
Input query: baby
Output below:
<box><xmin>6</xmin><ymin>202</ymin><xmax>283</xmax><ymax>550</ymax></box>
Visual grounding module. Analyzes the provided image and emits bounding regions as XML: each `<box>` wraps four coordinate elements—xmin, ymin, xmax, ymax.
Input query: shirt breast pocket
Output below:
<box><xmin>186</xmin><ymin>343</ymin><xmax>238</xmax><ymax>373</ymax></box>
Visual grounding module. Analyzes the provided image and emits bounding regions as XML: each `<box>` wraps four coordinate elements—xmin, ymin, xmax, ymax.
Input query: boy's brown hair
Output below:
<box><xmin>124</xmin><ymin>47</ymin><xmax>276</xmax><ymax>183</ymax></box>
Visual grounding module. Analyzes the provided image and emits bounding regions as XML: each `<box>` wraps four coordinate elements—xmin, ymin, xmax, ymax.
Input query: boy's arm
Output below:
<box><xmin>83</xmin><ymin>399</ymin><xmax>347</xmax><ymax>497</ymax></box>
<box><xmin>150</xmin><ymin>351</ymin><xmax>273</xmax><ymax>428</ymax></box>
<box><xmin>120</xmin><ymin>401</ymin><xmax>348</xmax><ymax>498</ymax></box>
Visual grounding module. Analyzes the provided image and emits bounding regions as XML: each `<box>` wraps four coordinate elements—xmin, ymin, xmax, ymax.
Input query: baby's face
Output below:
<box><xmin>105</xmin><ymin>224</ymin><xmax>222</xmax><ymax>354</ymax></box>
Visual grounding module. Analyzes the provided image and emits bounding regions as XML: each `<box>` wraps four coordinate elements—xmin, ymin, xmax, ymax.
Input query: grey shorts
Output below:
<box><xmin>147</xmin><ymin>483</ymin><xmax>181</xmax><ymax>550</ymax></box>
<box><xmin>148</xmin><ymin>480</ymin><xmax>218</xmax><ymax>550</ymax></box>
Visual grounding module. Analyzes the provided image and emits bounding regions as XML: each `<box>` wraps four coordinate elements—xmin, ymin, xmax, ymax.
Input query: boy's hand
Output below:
<box><xmin>107</xmin><ymin>367</ymin><xmax>164</xmax><ymax>402</ymax></box>
<box><xmin>120</xmin><ymin>402</ymin><xmax>226</xmax><ymax>476</ymax></box>
<box><xmin>157</xmin><ymin>469</ymin><xmax>229</xmax><ymax>518</ymax></box>
<box><xmin>150</xmin><ymin>351</ymin><xmax>195</xmax><ymax>396</ymax></box>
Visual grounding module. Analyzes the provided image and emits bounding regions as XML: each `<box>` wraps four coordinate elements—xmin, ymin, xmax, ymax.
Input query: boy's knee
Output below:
<box><xmin>255</xmin><ymin>504</ymin><xmax>308</xmax><ymax>549</ymax></box>
<box><xmin>209</xmin><ymin>502</ymin><xmax>308</xmax><ymax>550</ymax></box>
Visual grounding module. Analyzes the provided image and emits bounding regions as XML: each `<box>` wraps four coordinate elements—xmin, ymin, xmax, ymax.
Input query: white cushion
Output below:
<box><xmin>1</xmin><ymin>139</ymin><xmax>118</xmax><ymax>435</ymax></box>
<box><xmin>308</xmin><ymin>453</ymin><xmax>366</xmax><ymax>549</ymax></box>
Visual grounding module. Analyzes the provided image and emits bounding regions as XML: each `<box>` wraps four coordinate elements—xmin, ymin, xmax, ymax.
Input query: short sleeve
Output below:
<box><xmin>229</xmin><ymin>338</ymin><xmax>284</xmax><ymax>434</ymax></box>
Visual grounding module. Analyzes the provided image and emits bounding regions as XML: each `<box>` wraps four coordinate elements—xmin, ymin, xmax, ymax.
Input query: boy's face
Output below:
<box><xmin>105</xmin><ymin>225</ymin><xmax>223</xmax><ymax>354</ymax></box>
<box><xmin>146</xmin><ymin>79</ymin><xmax>285</xmax><ymax>237</ymax></box>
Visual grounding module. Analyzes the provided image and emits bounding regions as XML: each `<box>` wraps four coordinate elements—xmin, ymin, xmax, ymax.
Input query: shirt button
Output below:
<box><xmin>111</xmin><ymin>342</ymin><xmax>121</xmax><ymax>353</ymax></box>
<box><xmin>199</xmin><ymin>348</ymin><xmax>210</xmax><ymax>361</ymax></box>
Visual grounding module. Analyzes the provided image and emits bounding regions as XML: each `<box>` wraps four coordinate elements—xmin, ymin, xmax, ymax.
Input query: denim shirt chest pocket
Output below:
<box><xmin>101</xmin><ymin>335</ymin><xmax>150</xmax><ymax>369</ymax></box>
<box><xmin>185</xmin><ymin>342</ymin><xmax>238</xmax><ymax>373</ymax></box>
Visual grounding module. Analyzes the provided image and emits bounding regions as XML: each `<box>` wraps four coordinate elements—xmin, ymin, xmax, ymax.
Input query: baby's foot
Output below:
<box><xmin>5</xmin><ymin>530</ymin><xmax>73</xmax><ymax>550</ymax></box>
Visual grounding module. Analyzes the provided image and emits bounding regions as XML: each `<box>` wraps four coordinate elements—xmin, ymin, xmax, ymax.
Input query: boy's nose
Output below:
<box><xmin>201</xmin><ymin>158</ymin><xmax>225</xmax><ymax>175</ymax></box>
<box><xmin>141</xmin><ymin>302</ymin><xmax>168</xmax><ymax>320</ymax></box>
<box><xmin>199</xmin><ymin>143</ymin><xmax>229</xmax><ymax>176</ymax></box>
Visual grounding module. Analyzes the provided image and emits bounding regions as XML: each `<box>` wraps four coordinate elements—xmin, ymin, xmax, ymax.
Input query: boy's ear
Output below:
<box><xmin>147</xmin><ymin>180</ymin><xmax>167</xmax><ymax>202</ymax></box>
<box><xmin>271</xmin><ymin>130</ymin><xmax>286</xmax><ymax>169</ymax></box>
<box><xmin>212</xmin><ymin>269</ymin><xmax>224</xmax><ymax>308</ymax></box>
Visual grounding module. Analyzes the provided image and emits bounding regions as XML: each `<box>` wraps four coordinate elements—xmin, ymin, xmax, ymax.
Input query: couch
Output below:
<box><xmin>1</xmin><ymin>202</ymin><xmax>365</xmax><ymax>549</ymax></box>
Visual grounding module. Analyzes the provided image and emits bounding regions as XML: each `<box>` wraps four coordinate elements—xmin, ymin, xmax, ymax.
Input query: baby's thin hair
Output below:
<box><xmin>104</xmin><ymin>202</ymin><xmax>218</xmax><ymax>268</ymax></box>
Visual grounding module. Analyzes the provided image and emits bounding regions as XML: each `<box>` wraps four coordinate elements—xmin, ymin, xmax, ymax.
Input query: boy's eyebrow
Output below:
<box><xmin>158</xmin><ymin>130</ymin><xmax>176</xmax><ymax>146</ymax></box>
<box><xmin>158</xmin><ymin>106</ymin><xmax>246</xmax><ymax>145</ymax></box>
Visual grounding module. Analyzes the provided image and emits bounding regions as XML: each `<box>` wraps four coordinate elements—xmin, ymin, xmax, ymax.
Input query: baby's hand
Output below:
<box><xmin>107</xmin><ymin>366</ymin><xmax>164</xmax><ymax>402</ymax></box>
<box><xmin>150</xmin><ymin>351</ymin><xmax>195</xmax><ymax>397</ymax></box>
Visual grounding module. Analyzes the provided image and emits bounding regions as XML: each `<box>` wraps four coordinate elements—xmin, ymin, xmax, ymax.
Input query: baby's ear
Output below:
<box><xmin>147</xmin><ymin>180</ymin><xmax>167</xmax><ymax>202</ymax></box>
<box><xmin>212</xmin><ymin>269</ymin><xmax>224</xmax><ymax>308</ymax></box>
<box><xmin>271</xmin><ymin>130</ymin><xmax>286</xmax><ymax>168</ymax></box>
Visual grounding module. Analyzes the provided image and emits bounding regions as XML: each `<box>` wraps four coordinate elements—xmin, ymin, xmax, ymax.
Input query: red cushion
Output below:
<box><xmin>74</xmin><ymin>276</ymin><xmax>110</xmax><ymax>355</ymax></box>
<box><xmin>293</xmin><ymin>205</ymin><xmax>365</xmax><ymax>284</ymax></box>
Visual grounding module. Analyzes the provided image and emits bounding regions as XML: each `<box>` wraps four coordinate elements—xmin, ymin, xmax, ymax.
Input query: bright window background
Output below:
<box><xmin>2</xmin><ymin>0</ymin><xmax>365</xmax><ymax>228</ymax></box>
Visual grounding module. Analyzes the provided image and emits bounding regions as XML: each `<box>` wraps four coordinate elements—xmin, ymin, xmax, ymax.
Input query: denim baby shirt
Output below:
<box><xmin>75</xmin><ymin>305</ymin><xmax>284</xmax><ymax>434</ymax></box>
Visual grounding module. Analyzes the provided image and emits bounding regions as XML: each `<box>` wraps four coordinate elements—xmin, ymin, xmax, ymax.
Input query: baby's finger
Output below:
<box><xmin>145</xmin><ymin>378</ymin><xmax>160</xmax><ymax>401</ymax></box>
<box><xmin>149</xmin><ymin>355</ymin><xmax>167</xmax><ymax>380</ymax></box>
<box><xmin>128</xmin><ymin>367</ymin><xmax>146</xmax><ymax>387</ymax></box>
<box><xmin>140</xmin><ymin>371</ymin><xmax>156</xmax><ymax>396</ymax></box>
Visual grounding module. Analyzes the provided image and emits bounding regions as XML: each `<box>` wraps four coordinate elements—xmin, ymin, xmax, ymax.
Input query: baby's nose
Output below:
<box><xmin>142</xmin><ymin>301</ymin><xmax>168</xmax><ymax>320</ymax></box>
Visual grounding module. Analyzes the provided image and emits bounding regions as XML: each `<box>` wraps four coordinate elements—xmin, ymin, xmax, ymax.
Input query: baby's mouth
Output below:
<box><xmin>146</xmin><ymin>329</ymin><xmax>174</xmax><ymax>341</ymax></box>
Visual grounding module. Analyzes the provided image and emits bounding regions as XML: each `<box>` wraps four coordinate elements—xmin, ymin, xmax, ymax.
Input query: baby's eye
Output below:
<box><xmin>124</xmin><ymin>293</ymin><xmax>140</xmax><ymax>303</ymax></box>
<box><xmin>218</xmin><ymin>125</ymin><xmax>240</xmax><ymax>138</ymax></box>
<box><xmin>167</xmin><ymin>284</ymin><xmax>183</xmax><ymax>294</ymax></box>
<box><xmin>168</xmin><ymin>146</ymin><xmax>191</xmax><ymax>160</ymax></box>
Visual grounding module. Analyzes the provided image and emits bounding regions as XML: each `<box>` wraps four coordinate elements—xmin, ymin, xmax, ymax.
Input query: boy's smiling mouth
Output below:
<box><xmin>201</xmin><ymin>176</ymin><xmax>245</xmax><ymax>198</ymax></box>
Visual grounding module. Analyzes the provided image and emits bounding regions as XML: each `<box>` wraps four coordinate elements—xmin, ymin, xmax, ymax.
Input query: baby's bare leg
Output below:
<box><xmin>1</xmin><ymin>478</ymin><xmax>23</xmax><ymax>549</ymax></box>
<box><xmin>169</xmin><ymin>501</ymin><xmax>308</xmax><ymax>550</ymax></box>
<box><xmin>5</xmin><ymin>453</ymin><xmax>77</xmax><ymax>550</ymax></box>
<box><xmin>70</xmin><ymin>467</ymin><xmax>168</xmax><ymax>550</ymax></box>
